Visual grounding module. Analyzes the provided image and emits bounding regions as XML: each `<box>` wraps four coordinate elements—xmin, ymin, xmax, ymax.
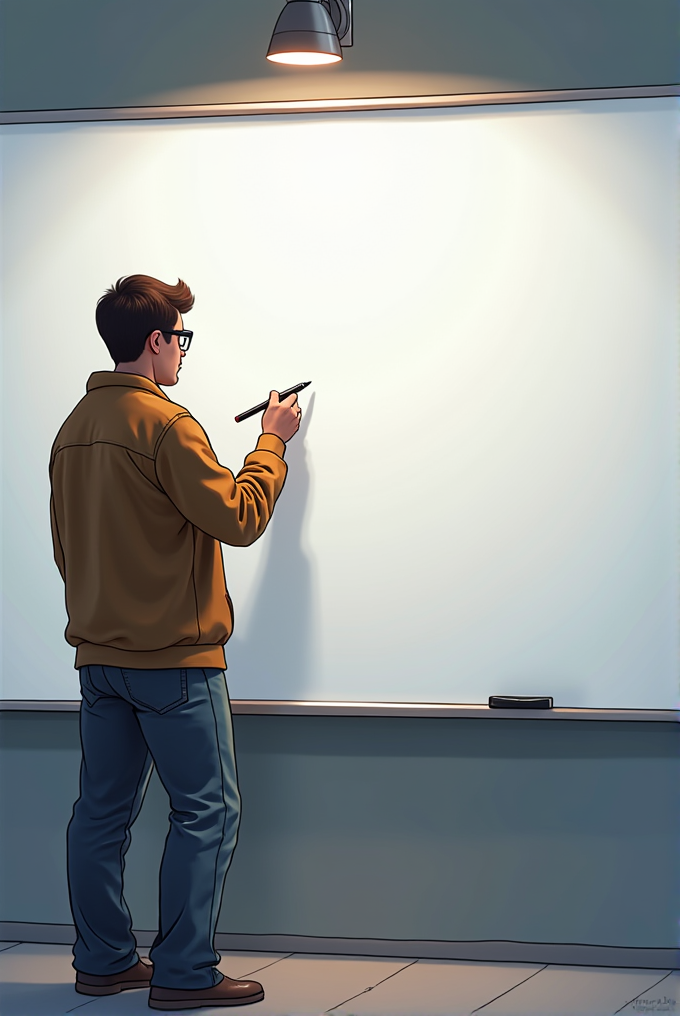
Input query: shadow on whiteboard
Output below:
<box><xmin>226</xmin><ymin>394</ymin><xmax>318</xmax><ymax>699</ymax></box>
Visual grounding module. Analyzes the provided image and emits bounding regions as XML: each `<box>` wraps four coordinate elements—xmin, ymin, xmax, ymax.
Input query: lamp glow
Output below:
<box><xmin>267</xmin><ymin>50</ymin><xmax>342</xmax><ymax>66</ymax></box>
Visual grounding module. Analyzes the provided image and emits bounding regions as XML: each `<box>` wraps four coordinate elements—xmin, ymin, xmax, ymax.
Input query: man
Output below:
<box><xmin>49</xmin><ymin>274</ymin><xmax>301</xmax><ymax>1010</ymax></box>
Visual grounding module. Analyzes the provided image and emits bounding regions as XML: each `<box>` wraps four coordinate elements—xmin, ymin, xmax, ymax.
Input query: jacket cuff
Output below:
<box><xmin>257</xmin><ymin>432</ymin><xmax>286</xmax><ymax>458</ymax></box>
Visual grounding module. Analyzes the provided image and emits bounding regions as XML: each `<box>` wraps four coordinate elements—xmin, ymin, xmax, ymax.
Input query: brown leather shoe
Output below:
<box><xmin>76</xmin><ymin>957</ymin><xmax>153</xmax><ymax>995</ymax></box>
<box><xmin>148</xmin><ymin>974</ymin><xmax>264</xmax><ymax>1009</ymax></box>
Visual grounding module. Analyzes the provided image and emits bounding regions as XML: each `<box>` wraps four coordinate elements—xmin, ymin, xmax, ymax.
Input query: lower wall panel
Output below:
<box><xmin>0</xmin><ymin>712</ymin><xmax>678</xmax><ymax>952</ymax></box>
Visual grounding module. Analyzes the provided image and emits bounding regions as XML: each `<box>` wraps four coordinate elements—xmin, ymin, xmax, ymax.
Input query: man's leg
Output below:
<box><xmin>128</xmin><ymin>667</ymin><xmax>241</xmax><ymax>990</ymax></box>
<box><xmin>68</xmin><ymin>665</ymin><xmax>154</xmax><ymax>976</ymax></box>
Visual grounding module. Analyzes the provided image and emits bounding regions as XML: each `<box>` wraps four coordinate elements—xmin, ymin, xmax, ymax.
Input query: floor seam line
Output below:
<box><xmin>235</xmin><ymin>951</ymin><xmax>295</xmax><ymax>977</ymax></box>
<box><xmin>325</xmin><ymin>958</ymin><xmax>420</xmax><ymax>1012</ymax></box>
<box><xmin>470</xmin><ymin>963</ymin><xmax>550</xmax><ymax>1012</ymax></box>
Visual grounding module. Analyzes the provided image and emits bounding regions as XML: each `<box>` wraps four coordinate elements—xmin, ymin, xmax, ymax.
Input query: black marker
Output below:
<box><xmin>235</xmin><ymin>381</ymin><xmax>311</xmax><ymax>423</ymax></box>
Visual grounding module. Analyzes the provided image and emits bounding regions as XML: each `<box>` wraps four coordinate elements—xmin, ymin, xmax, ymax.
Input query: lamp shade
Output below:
<box><xmin>267</xmin><ymin>1</ymin><xmax>342</xmax><ymax>65</ymax></box>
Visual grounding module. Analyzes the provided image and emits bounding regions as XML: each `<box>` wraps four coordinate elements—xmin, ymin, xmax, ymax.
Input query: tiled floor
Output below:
<box><xmin>0</xmin><ymin>942</ymin><xmax>676</xmax><ymax>1016</ymax></box>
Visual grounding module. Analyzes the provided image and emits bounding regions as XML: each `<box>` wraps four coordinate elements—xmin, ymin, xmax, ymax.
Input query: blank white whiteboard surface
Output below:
<box><xmin>1</xmin><ymin>98</ymin><xmax>678</xmax><ymax>707</ymax></box>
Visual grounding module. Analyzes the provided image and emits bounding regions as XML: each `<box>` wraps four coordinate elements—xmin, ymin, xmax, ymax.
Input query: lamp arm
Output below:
<box><xmin>320</xmin><ymin>0</ymin><xmax>351</xmax><ymax>43</ymax></box>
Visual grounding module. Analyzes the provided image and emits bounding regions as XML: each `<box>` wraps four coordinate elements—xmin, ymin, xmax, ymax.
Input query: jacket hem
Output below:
<box><xmin>74</xmin><ymin>644</ymin><xmax>227</xmax><ymax>670</ymax></box>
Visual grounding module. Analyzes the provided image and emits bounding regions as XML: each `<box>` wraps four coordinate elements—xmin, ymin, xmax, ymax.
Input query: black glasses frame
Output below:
<box><xmin>161</xmin><ymin>329</ymin><xmax>193</xmax><ymax>352</ymax></box>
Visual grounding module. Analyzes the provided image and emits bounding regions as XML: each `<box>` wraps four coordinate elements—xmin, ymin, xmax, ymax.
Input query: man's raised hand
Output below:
<box><xmin>262</xmin><ymin>390</ymin><xmax>302</xmax><ymax>443</ymax></box>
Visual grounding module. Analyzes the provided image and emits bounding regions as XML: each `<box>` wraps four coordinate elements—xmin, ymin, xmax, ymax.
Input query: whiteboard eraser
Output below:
<box><xmin>488</xmin><ymin>695</ymin><xmax>554</xmax><ymax>709</ymax></box>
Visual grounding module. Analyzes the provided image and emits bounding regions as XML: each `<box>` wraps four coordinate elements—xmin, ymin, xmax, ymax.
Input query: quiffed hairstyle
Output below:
<box><xmin>96</xmin><ymin>275</ymin><xmax>195</xmax><ymax>364</ymax></box>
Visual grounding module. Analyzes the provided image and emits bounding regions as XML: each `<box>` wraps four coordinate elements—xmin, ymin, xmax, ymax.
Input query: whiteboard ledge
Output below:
<box><xmin>1</xmin><ymin>699</ymin><xmax>677</xmax><ymax>721</ymax></box>
<box><xmin>1</xmin><ymin>84</ymin><xmax>678</xmax><ymax>125</ymax></box>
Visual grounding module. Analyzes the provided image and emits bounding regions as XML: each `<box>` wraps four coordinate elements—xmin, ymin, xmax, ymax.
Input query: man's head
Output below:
<box><xmin>96</xmin><ymin>275</ymin><xmax>194</xmax><ymax>367</ymax></box>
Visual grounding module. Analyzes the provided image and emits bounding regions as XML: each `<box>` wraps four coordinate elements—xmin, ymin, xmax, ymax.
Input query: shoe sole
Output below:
<box><xmin>76</xmin><ymin>979</ymin><xmax>152</xmax><ymax>995</ymax></box>
<box><xmin>149</xmin><ymin>988</ymin><xmax>265</xmax><ymax>1009</ymax></box>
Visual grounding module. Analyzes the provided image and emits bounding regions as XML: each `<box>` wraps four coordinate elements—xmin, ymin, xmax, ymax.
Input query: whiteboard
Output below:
<box><xmin>1</xmin><ymin>98</ymin><xmax>678</xmax><ymax>707</ymax></box>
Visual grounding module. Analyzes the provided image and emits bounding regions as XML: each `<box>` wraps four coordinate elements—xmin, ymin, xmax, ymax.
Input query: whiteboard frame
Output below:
<box><xmin>1</xmin><ymin>85</ymin><xmax>677</xmax><ymax>125</ymax></box>
<box><xmin>2</xmin><ymin>83</ymin><xmax>678</xmax><ymax>719</ymax></box>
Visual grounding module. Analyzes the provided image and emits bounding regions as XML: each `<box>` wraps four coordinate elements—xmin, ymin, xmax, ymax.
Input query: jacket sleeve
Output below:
<box><xmin>154</xmin><ymin>414</ymin><xmax>287</xmax><ymax>546</ymax></box>
<box><xmin>49</xmin><ymin>491</ymin><xmax>66</xmax><ymax>580</ymax></box>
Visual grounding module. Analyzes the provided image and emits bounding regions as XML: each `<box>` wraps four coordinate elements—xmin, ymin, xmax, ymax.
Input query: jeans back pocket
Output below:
<box><xmin>122</xmin><ymin>668</ymin><xmax>188</xmax><ymax>714</ymax></box>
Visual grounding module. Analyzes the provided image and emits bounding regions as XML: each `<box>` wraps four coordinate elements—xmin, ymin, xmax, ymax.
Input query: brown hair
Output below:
<box><xmin>96</xmin><ymin>275</ymin><xmax>195</xmax><ymax>364</ymax></box>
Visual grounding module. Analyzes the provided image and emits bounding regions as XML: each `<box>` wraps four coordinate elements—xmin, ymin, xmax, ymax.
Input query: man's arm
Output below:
<box><xmin>155</xmin><ymin>415</ymin><xmax>288</xmax><ymax>546</ymax></box>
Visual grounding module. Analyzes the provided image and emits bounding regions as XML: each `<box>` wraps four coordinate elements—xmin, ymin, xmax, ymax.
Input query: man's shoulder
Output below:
<box><xmin>85</xmin><ymin>370</ymin><xmax>189</xmax><ymax>412</ymax></box>
<box><xmin>52</xmin><ymin>372</ymin><xmax>193</xmax><ymax>462</ymax></box>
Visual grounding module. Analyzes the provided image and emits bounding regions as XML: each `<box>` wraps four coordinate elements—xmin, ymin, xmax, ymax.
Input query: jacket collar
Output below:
<box><xmin>86</xmin><ymin>371</ymin><xmax>170</xmax><ymax>400</ymax></box>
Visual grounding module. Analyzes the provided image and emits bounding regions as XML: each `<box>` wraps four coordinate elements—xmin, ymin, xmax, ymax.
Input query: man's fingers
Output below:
<box><xmin>268</xmin><ymin>391</ymin><xmax>300</xmax><ymax>412</ymax></box>
<box><xmin>261</xmin><ymin>389</ymin><xmax>301</xmax><ymax>442</ymax></box>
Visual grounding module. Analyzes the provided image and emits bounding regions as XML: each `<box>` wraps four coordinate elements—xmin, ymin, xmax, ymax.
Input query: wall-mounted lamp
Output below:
<box><xmin>266</xmin><ymin>0</ymin><xmax>353</xmax><ymax>66</ymax></box>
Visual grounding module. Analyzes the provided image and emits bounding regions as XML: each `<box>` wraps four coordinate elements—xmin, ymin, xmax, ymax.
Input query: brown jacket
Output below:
<box><xmin>49</xmin><ymin>371</ymin><xmax>287</xmax><ymax>669</ymax></box>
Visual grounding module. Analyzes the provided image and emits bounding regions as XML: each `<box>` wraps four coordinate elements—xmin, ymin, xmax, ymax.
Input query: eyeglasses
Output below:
<box><xmin>161</xmin><ymin>329</ymin><xmax>193</xmax><ymax>352</ymax></box>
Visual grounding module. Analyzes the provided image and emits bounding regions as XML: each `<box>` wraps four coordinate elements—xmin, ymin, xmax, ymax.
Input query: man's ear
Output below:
<box><xmin>147</xmin><ymin>330</ymin><xmax>163</xmax><ymax>355</ymax></box>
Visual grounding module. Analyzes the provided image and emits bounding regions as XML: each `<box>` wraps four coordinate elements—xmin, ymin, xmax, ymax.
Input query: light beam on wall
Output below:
<box><xmin>266</xmin><ymin>0</ymin><xmax>353</xmax><ymax>66</ymax></box>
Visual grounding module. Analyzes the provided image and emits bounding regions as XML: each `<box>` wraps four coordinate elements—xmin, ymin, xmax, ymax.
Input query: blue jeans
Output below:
<box><xmin>67</xmin><ymin>665</ymin><xmax>241</xmax><ymax>989</ymax></box>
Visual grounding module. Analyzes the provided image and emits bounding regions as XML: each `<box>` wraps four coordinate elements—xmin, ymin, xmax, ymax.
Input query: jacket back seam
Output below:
<box><xmin>153</xmin><ymin>412</ymin><xmax>193</xmax><ymax>458</ymax></box>
<box><xmin>51</xmin><ymin>439</ymin><xmax>155</xmax><ymax>461</ymax></box>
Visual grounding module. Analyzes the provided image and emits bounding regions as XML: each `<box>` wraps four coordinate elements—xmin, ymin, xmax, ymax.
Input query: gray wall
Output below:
<box><xmin>1</xmin><ymin>0</ymin><xmax>678</xmax><ymax>111</ymax></box>
<box><xmin>1</xmin><ymin>711</ymin><xmax>678</xmax><ymax>948</ymax></box>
